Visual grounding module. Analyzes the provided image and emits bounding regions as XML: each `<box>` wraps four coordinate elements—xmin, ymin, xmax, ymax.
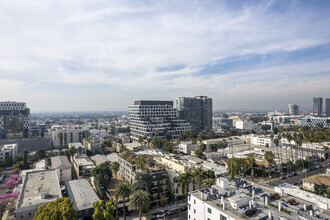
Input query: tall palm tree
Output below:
<box><xmin>227</xmin><ymin>158</ymin><xmax>237</xmax><ymax>180</ymax></box>
<box><xmin>273</xmin><ymin>137</ymin><xmax>280</xmax><ymax>175</ymax></box>
<box><xmin>264</xmin><ymin>151</ymin><xmax>275</xmax><ymax>177</ymax></box>
<box><xmin>136</xmin><ymin>155</ymin><xmax>147</xmax><ymax>171</ymax></box>
<box><xmin>178</xmin><ymin>171</ymin><xmax>193</xmax><ymax>201</ymax></box>
<box><xmin>116</xmin><ymin>182</ymin><xmax>131</xmax><ymax>220</ymax></box>
<box><xmin>110</xmin><ymin>161</ymin><xmax>120</xmax><ymax>218</ymax></box>
<box><xmin>202</xmin><ymin>178</ymin><xmax>215</xmax><ymax>188</ymax></box>
<box><xmin>246</xmin><ymin>154</ymin><xmax>255</xmax><ymax>180</ymax></box>
<box><xmin>130</xmin><ymin>190</ymin><xmax>150</xmax><ymax>220</ymax></box>
<box><xmin>193</xmin><ymin>167</ymin><xmax>204</xmax><ymax>189</ymax></box>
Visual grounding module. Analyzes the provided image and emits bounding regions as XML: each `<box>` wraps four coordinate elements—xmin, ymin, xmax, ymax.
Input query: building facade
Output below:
<box><xmin>128</xmin><ymin>100</ymin><xmax>191</xmax><ymax>141</ymax></box>
<box><xmin>0</xmin><ymin>101</ymin><xmax>30</xmax><ymax>139</ymax></box>
<box><xmin>16</xmin><ymin>169</ymin><xmax>62</xmax><ymax>220</ymax></box>
<box><xmin>301</xmin><ymin>116</ymin><xmax>330</xmax><ymax>128</ymax></box>
<box><xmin>176</xmin><ymin>96</ymin><xmax>212</xmax><ymax>134</ymax></box>
<box><xmin>83</xmin><ymin>136</ymin><xmax>103</xmax><ymax>154</ymax></box>
<box><xmin>51</xmin><ymin>125</ymin><xmax>90</xmax><ymax>148</ymax></box>
<box><xmin>288</xmin><ymin>104</ymin><xmax>299</xmax><ymax>115</ymax></box>
<box><xmin>313</xmin><ymin>97</ymin><xmax>323</xmax><ymax>116</ymax></box>
<box><xmin>326</xmin><ymin>98</ymin><xmax>330</xmax><ymax>117</ymax></box>
<box><xmin>0</xmin><ymin>143</ymin><xmax>18</xmax><ymax>165</ymax></box>
<box><xmin>66</xmin><ymin>179</ymin><xmax>100</xmax><ymax>220</ymax></box>
<box><xmin>51</xmin><ymin>156</ymin><xmax>72</xmax><ymax>183</ymax></box>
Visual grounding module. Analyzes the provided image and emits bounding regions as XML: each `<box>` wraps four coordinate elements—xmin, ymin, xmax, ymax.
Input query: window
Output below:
<box><xmin>189</xmin><ymin>215</ymin><xmax>190</xmax><ymax>219</ymax></box>
<box><xmin>208</xmin><ymin>208</ymin><xmax>212</xmax><ymax>214</ymax></box>
<box><xmin>220</xmin><ymin>214</ymin><xmax>227</xmax><ymax>220</ymax></box>
<box><xmin>194</xmin><ymin>209</ymin><xmax>196</xmax><ymax>214</ymax></box>
<box><xmin>194</xmin><ymin>199</ymin><xmax>196</xmax><ymax>204</ymax></box>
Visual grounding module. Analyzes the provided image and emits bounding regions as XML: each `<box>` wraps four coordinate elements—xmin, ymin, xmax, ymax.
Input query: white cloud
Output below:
<box><xmin>0</xmin><ymin>0</ymin><xmax>329</xmax><ymax>111</ymax></box>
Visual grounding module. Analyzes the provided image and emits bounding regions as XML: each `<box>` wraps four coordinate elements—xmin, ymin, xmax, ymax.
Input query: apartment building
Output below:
<box><xmin>51</xmin><ymin>125</ymin><xmax>90</xmax><ymax>147</ymax></box>
<box><xmin>72</xmin><ymin>154</ymin><xmax>96</xmax><ymax>179</ymax></box>
<box><xmin>51</xmin><ymin>156</ymin><xmax>72</xmax><ymax>183</ymax></box>
<box><xmin>16</xmin><ymin>169</ymin><xmax>62</xmax><ymax>220</ymax></box>
<box><xmin>66</xmin><ymin>179</ymin><xmax>100</xmax><ymax>219</ymax></box>
<box><xmin>301</xmin><ymin>116</ymin><xmax>330</xmax><ymax>128</ymax></box>
<box><xmin>0</xmin><ymin>143</ymin><xmax>18</xmax><ymax>165</ymax></box>
<box><xmin>0</xmin><ymin>101</ymin><xmax>30</xmax><ymax>139</ymax></box>
<box><xmin>83</xmin><ymin>136</ymin><xmax>103</xmax><ymax>154</ymax></box>
<box><xmin>250</xmin><ymin>136</ymin><xmax>276</xmax><ymax>148</ymax></box>
<box><xmin>176</xmin><ymin>96</ymin><xmax>212</xmax><ymax>133</ymax></box>
<box><xmin>176</xmin><ymin>141</ymin><xmax>200</xmax><ymax>154</ymax></box>
<box><xmin>128</xmin><ymin>100</ymin><xmax>191</xmax><ymax>141</ymax></box>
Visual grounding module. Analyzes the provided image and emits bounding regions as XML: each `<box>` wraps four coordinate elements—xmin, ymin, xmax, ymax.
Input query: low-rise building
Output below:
<box><xmin>250</xmin><ymin>135</ymin><xmax>276</xmax><ymax>148</ymax></box>
<box><xmin>91</xmin><ymin>154</ymin><xmax>110</xmax><ymax>166</ymax></box>
<box><xmin>16</xmin><ymin>169</ymin><xmax>62</xmax><ymax>220</ymax></box>
<box><xmin>51</xmin><ymin>125</ymin><xmax>90</xmax><ymax>147</ymax></box>
<box><xmin>123</xmin><ymin>142</ymin><xmax>141</xmax><ymax>151</ymax></box>
<box><xmin>235</xmin><ymin>120</ymin><xmax>253</xmax><ymax>130</ymax></box>
<box><xmin>177</xmin><ymin>141</ymin><xmax>199</xmax><ymax>154</ymax></box>
<box><xmin>66</xmin><ymin>179</ymin><xmax>100</xmax><ymax>220</ymax></box>
<box><xmin>0</xmin><ymin>143</ymin><xmax>18</xmax><ymax>165</ymax></box>
<box><xmin>51</xmin><ymin>156</ymin><xmax>72</xmax><ymax>183</ymax></box>
<box><xmin>68</xmin><ymin>142</ymin><xmax>86</xmax><ymax>154</ymax></box>
<box><xmin>302</xmin><ymin>175</ymin><xmax>330</xmax><ymax>192</ymax></box>
<box><xmin>83</xmin><ymin>136</ymin><xmax>103</xmax><ymax>154</ymax></box>
<box><xmin>72</xmin><ymin>154</ymin><xmax>96</xmax><ymax>179</ymax></box>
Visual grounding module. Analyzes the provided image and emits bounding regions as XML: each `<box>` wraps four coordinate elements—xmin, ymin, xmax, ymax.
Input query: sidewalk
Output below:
<box><xmin>124</xmin><ymin>201</ymin><xmax>188</xmax><ymax>220</ymax></box>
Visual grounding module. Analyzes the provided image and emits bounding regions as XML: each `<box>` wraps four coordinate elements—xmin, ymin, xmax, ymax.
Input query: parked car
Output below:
<box><xmin>272</xmin><ymin>193</ymin><xmax>280</xmax><ymax>199</ymax></box>
<box><xmin>286</xmin><ymin>199</ymin><xmax>298</xmax><ymax>205</ymax></box>
<box><xmin>166</xmin><ymin>208</ymin><xmax>180</xmax><ymax>215</ymax></box>
<box><xmin>302</xmin><ymin>169</ymin><xmax>309</xmax><ymax>173</ymax></box>
<box><xmin>156</xmin><ymin>211</ymin><xmax>166</xmax><ymax>219</ymax></box>
<box><xmin>315</xmin><ymin>165</ymin><xmax>320</xmax><ymax>169</ymax></box>
<box><xmin>293</xmin><ymin>172</ymin><xmax>297</xmax><ymax>176</ymax></box>
<box><xmin>180</xmin><ymin>206</ymin><xmax>188</xmax><ymax>211</ymax></box>
<box><xmin>282</xmin><ymin>202</ymin><xmax>288</xmax><ymax>207</ymax></box>
<box><xmin>279</xmin><ymin>176</ymin><xmax>286</xmax><ymax>180</ymax></box>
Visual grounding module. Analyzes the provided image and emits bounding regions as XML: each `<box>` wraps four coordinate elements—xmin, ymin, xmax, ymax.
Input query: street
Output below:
<box><xmin>267</xmin><ymin>165</ymin><xmax>329</xmax><ymax>187</ymax></box>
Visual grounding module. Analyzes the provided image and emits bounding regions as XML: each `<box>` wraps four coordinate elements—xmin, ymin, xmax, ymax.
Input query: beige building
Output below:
<box><xmin>302</xmin><ymin>175</ymin><xmax>330</xmax><ymax>192</ymax></box>
<box><xmin>72</xmin><ymin>154</ymin><xmax>96</xmax><ymax>179</ymax></box>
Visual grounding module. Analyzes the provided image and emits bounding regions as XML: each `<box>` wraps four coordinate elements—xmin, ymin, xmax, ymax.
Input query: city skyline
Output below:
<box><xmin>1</xmin><ymin>1</ymin><xmax>330</xmax><ymax>112</ymax></box>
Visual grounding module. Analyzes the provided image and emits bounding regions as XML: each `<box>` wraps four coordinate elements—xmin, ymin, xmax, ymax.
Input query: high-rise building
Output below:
<box><xmin>326</xmin><ymin>98</ymin><xmax>330</xmax><ymax>117</ymax></box>
<box><xmin>128</xmin><ymin>100</ymin><xmax>191</xmax><ymax>141</ymax></box>
<box><xmin>176</xmin><ymin>96</ymin><xmax>212</xmax><ymax>134</ymax></box>
<box><xmin>288</xmin><ymin>104</ymin><xmax>299</xmax><ymax>115</ymax></box>
<box><xmin>0</xmin><ymin>101</ymin><xmax>30</xmax><ymax>139</ymax></box>
<box><xmin>313</xmin><ymin>97</ymin><xmax>323</xmax><ymax>116</ymax></box>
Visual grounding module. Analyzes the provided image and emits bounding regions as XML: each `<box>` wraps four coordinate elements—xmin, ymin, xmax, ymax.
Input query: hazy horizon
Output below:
<box><xmin>1</xmin><ymin>0</ymin><xmax>330</xmax><ymax>112</ymax></box>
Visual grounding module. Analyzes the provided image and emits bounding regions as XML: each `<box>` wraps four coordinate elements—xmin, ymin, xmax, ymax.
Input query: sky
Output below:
<box><xmin>0</xmin><ymin>0</ymin><xmax>330</xmax><ymax>112</ymax></box>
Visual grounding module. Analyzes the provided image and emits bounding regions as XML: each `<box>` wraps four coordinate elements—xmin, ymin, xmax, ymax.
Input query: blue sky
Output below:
<box><xmin>0</xmin><ymin>0</ymin><xmax>330</xmax><ymax>112</ymax></box>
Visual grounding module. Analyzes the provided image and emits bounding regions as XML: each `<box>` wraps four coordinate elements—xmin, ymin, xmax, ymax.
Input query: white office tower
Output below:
<box><xmin>128</xmin><ymin>100</ymin><xmax>191</xmax><ymax>141</ymax></box>
<box><xmin>288</xmin><ymin>104</ymin><xmax>299</xmax><ymax>115</ymax></box>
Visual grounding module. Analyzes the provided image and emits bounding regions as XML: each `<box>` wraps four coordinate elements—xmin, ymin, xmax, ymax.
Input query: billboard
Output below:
<box><xmin>314</xmin><ymin>104</ymin><xmax>318</xmax><ymax>115</ymax></box>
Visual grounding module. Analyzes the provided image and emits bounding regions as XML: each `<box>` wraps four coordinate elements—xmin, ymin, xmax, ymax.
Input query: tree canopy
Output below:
<box><xmin>33</xmin><ymin>197</ymin><xmax>77</xmax><ymax>220</ymax></box>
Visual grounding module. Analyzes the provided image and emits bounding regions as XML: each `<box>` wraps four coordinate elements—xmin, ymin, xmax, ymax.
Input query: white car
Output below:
<box><xmin>302</xmin><ymin>169</ymin><xmax>309</xmax><ymax>173</ymax></box>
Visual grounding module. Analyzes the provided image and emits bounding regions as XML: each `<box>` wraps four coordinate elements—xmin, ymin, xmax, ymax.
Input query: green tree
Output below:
<box><xmin>264</xmin><ymin>151</ymin><xmax>275</xmax><ymax>164</ymax></box>
<box><xmin>193</xmin><ymin>167</ymin><xmax>204</xmax><ymax>189</ymax></box>
<box><xmin>133</xmin><ymin>172</ymin><xmax>152</xmax><ymax>192</ymax></box>
<box><xmin>202</xmin><ymin>178</ymin><xmax>215</xmax><ymax>188</ymax></box>
<box><xmin>198</xmin><ymin>132</ymin><xmax>204</xmax><ymax>143</ymax></box>
<box><xmin>22</xmin><ymin>149</ymin><xmax>30</xmax><ymax>170</ymax></box>
<box><xmin>163</xmin><ymin>141</ymin><xmax>173</xmax><ymax>153</ymax></box>
<box><xmin>58</xmin><ymin>133</ymin><xmax>64</xmax><ymax>147</ymax></box>
<box><xmin>93</xmin><ymin>199</ymin><xmax>116</xmax><ymax>220</ymax></box>
<box><xmin>136</xmin><ymin>155</ymin><xmax>147</xmax><ymax>171</ymax></box>
<box><xmin>68</xmin><ymin>147</ymin><xmax>76</xmax><ymax>159</ymax></box>
<box><xmin>93</xmin><ymin>162</ymin><xmax>112</xmax><ymax>199</ymax></box>
<box><xmin>207</xmin><ymin>130</ymin><xmax>215</xmax><ymax>139</ymax></box>
<box><xmin>227</xmin><ymin>158</ymin><xmax>237</xmax><ymax>180</ymax></box>
<box><xmin>110</xmin><ymin>161</ymin><xmax>120</xmax><ymax>181</ymax></box>
<box><xmin>33</xmin><ymin>197</ymin><xmax>77</xmax><ymax>220</ymax></box>
<box><xmin>4</xmin><ymin>155</ymin><xmax>13</xmax><ymax>167</ymax></box>
<box><xmin>35</xmin><ymin>148</ymin><xmax>47</xmax><ymax>161</ymax></box>
<box><xmin>246</xmin><ymin>154</ymin><xmax>255</xmax><ymax>180</ymax></box>
<box><xmin>116</xmin><ymin>182</ymin><xmax>131</xmax><ymax>220</ymax></box>
<box><xmin>178</xmin><ymin>171</ymin><xmax>193</xmax><ymax>201</ymax></box>
<box><xmin>130</xmin><ymin>190</ymin><xmax>150</xmax><ymax>220</ymax></box>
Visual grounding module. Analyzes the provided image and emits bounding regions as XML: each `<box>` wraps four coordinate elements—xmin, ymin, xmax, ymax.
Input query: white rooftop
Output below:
<box><xmin>66</xmin><ymin>179</ymin><xmax>100</xmax><ymax>211</ymax></box>
<box><xmin>69</xmin><ymin>142</ymin><xmax>85</xmax><ymax>149</ymax></box>
<box><xmin>17</xmin><ymin>169</ymin><xmax>61</xmax><ymax>209</ymax></box>
<box><xmin>91</xmin><ymin>154</ymin><xmax>110</xmax><ymax>165</ymax></box>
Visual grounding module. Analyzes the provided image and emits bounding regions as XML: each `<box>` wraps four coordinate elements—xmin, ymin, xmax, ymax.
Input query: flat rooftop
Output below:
<box><xmin>66</xmin><ymin>179</ymin><xmax>100</xmax><ymax>211</ymax></box>
<box><xmin>133</xmin><ymin>100</ymin><xmax>173</xmax><ymax>106</ymax></box>
<box><xmin>73</xmin><ymin>154</ymin><xmax>95</xmax><ymax>167</ymax></box>
<box><xmin>17</xmin><ymin>169</ymin><xmax>61</xmax><ymax>209</ymax></box>
<box><xmin>91</xmin><ymin>154</ymin><xmax>110</xmax><ymax>166</ymax></box>
<box><xmin>69</xmin><ymin>142</ymin><xmax>85</xmax><ymax>148</ymax></box>
<box><xmin>51</xmin><ymin>156</ymin><xmax>72</xmax><ymax>169</ymax></box>
<box><xmin>190</xmin><ymin>178</ymin><xmax>329</xmax><ymax>220</ymax></box>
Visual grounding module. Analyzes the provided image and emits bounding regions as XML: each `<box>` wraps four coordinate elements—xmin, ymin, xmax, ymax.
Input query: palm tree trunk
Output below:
<box><xmin>116</xmin><ymin>195</ymin><xmax>119</xmax><ymax>219</ymax></box>
<box><xmin>139</xmin><ymin>208</ymin><xmax>142</xmax><ymax>220</ymax></box>
<box><xmin>123</xmin><ymin>198</ymin><xmax>126</xmax><ymax>220</ymax></box>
